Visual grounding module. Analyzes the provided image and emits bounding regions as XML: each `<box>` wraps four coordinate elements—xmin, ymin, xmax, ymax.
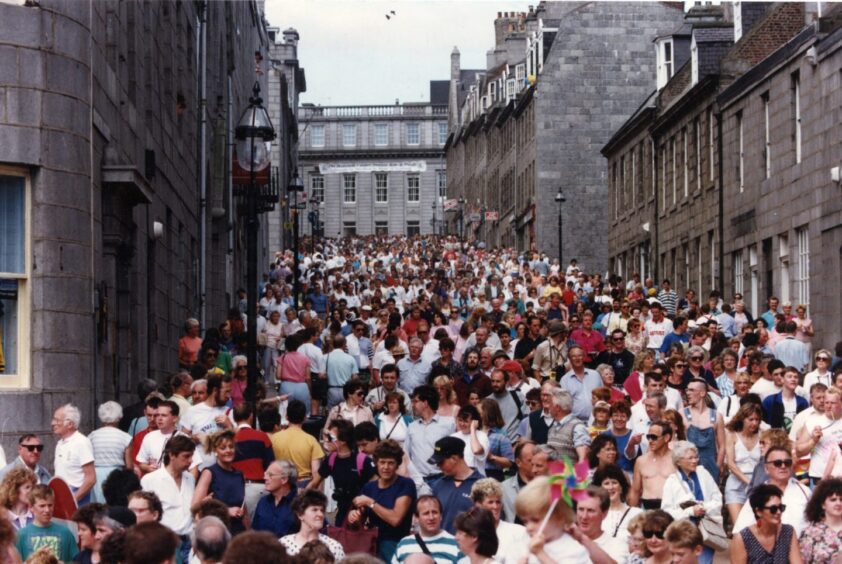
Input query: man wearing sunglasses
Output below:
<box><xmin>0</xmin><ymin>434</ymin><xmax>51</xmax><ymax>484</ymax></box>
<box><xmin>732</xmin><ymin>445</ymin><xmax>811</xmax><ymax>536</ymax></box>
<box><xmin>628</xmin><ymin>421</ymin><xmax>675</xmax><ymax>510</ymax></box>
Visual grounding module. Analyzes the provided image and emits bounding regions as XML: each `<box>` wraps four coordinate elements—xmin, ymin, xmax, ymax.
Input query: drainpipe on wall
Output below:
<box><xmin>716</xmin><ymin>110</ymin><xmax>725</xmax><ymax>294</ymax></box>
<box><xmin>652</xmin><ymin>137</ymin><xmax>660</xmax><ymax>284</ymax></box>
<box><xmin>198</xmin><ymin>1</ymin><xmax>208</xmax><ymax>329</ymax></box>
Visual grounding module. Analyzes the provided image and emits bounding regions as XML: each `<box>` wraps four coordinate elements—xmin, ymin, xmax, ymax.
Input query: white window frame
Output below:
<box><xmin>374</xmin><ymin>221</ymin><xmax>388</xmax><ymax>235</ymax></box>
<box><xmin>671</xmin><ymin>136</ymin><xmax>677</xmax><ymax>205</ymax></box>
<box><xmin>406</xmin><ymin>220</ymin><xmax>420</xmax><ymax>237</ymax></box>
<box><xmin>683</xmin><ymin>127</ymin><xmax>689</xmax><ymax>198</ymax></box>
<box><xmin>708</xmin><ymin>108</ymin><xmax>715</xmax><ymax>180</ymax></box>
<box><xmin>709</xmin><ymin>231</ymin><xmax>716</xmax><ymax>291</ymax></box>
<box><xmin>438</xmin><ymin>123</ymin><xmax>448</xmax><ymax>145</ymax></box>
<box><xmin>343</xmin><ymin>174</ymin><xmax>356</xmax><ymax>203</ymax></box>
<box><xmin>342</xmin><ymin>124</ymin><xmax>357</xmax><ymax>147</ymax></box>
<box><xmin>516</xmin><ymin>64</ymin><xmax>525</xmax><ymax>82</ymax></box>
<box><xmin>0</xmin><ymin>167</ymin><xmax>31</xmax><ymax>389</ymax></box>
<box><xmin>779</xmin><ymin>234</ymin><xmax>790</xmax><ymax>305</ymax></box>
<box><xmin>310</xmin><ymin>175</ymin><xmax>325</xmax><ymax>203</ymax></box>
<box><xmin>374</xmin><ymin>123</ymin><xmax>388</xmax><ymax>147</ymax></box>
<box><xmin>310</xmin><ymin>124</ymin><xmax>325</xmax><ymax>148</ymax></box>
<box><xmin>695</xmin><ymin>117</ymin><xmax>702</xmax><ymax>191</ymax></box>
<box><xmin>437</xmin><ymin>170</ymin><xmax>447</xmax><ymax>198</ymax></box>
<box><xmin>793</xmin><ymin>72</ymin><xmax>802</xmax><ymax>164</ymax></box>
<box><xmin>737</xmin><ymin>111</ymin><xmax>744</xmax><ymax>192</ymax></box>
<box><xmin>506</xmin><ymin>79</ymin><xmax>516</xmax><ymax>101</ymax></box>
<box><xmin>796</xmin><ymin>226</ymin><xmax>810</xmax><ymax>309</ymax></box>
<box><xmin>374</xmin><ymin>173</ymin><xmax>388</xmax><ymax>204</ymax></box>
<box><xmin>406</xmin><ymin>123</ymin><xmax>420</xmax><ymax>146</ymax></box>
<box><xmin>733</xmin><ymin>250</ymin><xmax>744</xmax><ymax>295</ymax></box>
<box><xmin>407</xmin><ymin>175</ymin><xmax>420</xmax><ymax>203</ymax></box>
<box><xmin>762</xmin><ymin>93</ymin><xmax>771</xmax><ymax>179</ymax></box>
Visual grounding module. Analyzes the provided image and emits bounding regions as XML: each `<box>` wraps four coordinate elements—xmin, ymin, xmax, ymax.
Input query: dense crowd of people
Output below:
<box><xmin>2</xmin><ymin>234</ymin><xmax>842</xmax><ymax>563</ymax></box>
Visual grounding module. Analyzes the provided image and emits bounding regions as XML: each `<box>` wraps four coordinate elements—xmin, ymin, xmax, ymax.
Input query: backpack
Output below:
<box><xmin>328</xmin><ymin>451</ymin><xmax>367</xmax><ymax>475</ymax></box>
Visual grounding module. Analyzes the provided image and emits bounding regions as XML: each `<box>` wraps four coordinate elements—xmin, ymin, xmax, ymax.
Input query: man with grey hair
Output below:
<box><xmin>397</xmin><ymin>337</ymin><xmax>432</xmax><ymax>393</ymax></box>
<box><xmin>191</xmin><ymin>516</ymin><xmax>231</xmax><ymax>564</ymax></box>
<box><xmin>546</xmin><ymin>388</ymin><xmax>590</xmax><ymax>463</ymax></box>
<box><xmin>252</xmin><ymin>460</ymin><xmax>298</xmax><ymax>537</ymax></box>
<box><xmin>52</xmin><ymin>403</ymin><xmax>96</xmax><ymax>504</ymax></box>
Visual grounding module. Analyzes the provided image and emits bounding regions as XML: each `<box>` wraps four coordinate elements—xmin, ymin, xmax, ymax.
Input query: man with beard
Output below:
<box><xmin>180</xmin><ymin>372</ymin><xmax>233</xmax><ymax>467</ymax></box>
<box><xmin>486</xmin><ymin>369</ymin><xmax>527</xmax><ymax>442</ymax></box>
<box><xmin>453</xmin><ymin>349</ymin><xmax>492</xmax><ymax>406</ymax></box>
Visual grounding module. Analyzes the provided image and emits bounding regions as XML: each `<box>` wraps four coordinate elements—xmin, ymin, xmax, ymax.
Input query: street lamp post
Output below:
<box><xmin>288</xmin><ymin>171</ymin><xmax>304</xmax><ymax>308</ymax></box>
<box><xmin>555</xmin><ymin>190</ymin><xmax>566</xmax><ymax>268</ymax></box>
<box><xmin>235</xmin><ymin>82</ymin><xmax>275</xmax><ymax>407</ymax></box>
<box><xmin>431</xmin><ymin>200</ymin><xmax>437</xmax><ymax>236</ymax></box>
<box><xmin>458</xmin><ymin>196</ymin><xmax>466</xmax><ymax>253</ymax></box>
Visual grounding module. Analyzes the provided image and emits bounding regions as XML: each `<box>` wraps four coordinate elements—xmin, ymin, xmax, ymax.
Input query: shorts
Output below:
<box><xmin>640</xmin><ymin>498</ymin><xmax>662</xmax><ymax>510</ymax></box>
<box><xmin>311</xmin><ymin>372</ymin><xmax>327</xmax><ymax>402</ymax></box>
<box><xmin>724</xmin><ymin>474</ymin><xmax>750</xmax><ymax>504</ymax></box>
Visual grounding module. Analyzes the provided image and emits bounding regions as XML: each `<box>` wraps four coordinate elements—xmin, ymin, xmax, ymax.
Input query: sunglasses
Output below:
<box><xmin>22</xmin><ymin>444</ymin><xmax>44</xmax><ymax>453</ymax></box>
<box><xmin>642</xmin><ymin>530</ymin><xmax>665</xmax><ymax>539</ymax></box>
<box><xmin>767</xmin><ymin>459</ymin><xmax>793</xmax><ymax>468</ymax></box>
<box><xmin>818</xmin><ymin>357</ymin><xmax>831</xmax><ymax>362</ymax></box>
<box><xmin>612</xmin><ymin>337</ymin><xmax>625</xmax><ymax>342</ymax></box>
<box><xmin>675</xmin><ymin>363</ymin><xmax>686</xmax><ymax>368</ymax></box>
<box><xmin>762</xmin><ymin>504</ymin><xmax>786</xmax><ymax>514</ymax></box>
<box><xmin>690</xmin><ymin>356</ymin><xmax>703</xmax><ymax>361</ymax></box>
<box><xmin>354</xmin><ymin>391</ymin><xmax>365</xmax><ymax>397</ymax></box>
<box><xmin>645</xmin><ymin>434</ymin><xmax>662</xmax><ymax>441</ymax></box>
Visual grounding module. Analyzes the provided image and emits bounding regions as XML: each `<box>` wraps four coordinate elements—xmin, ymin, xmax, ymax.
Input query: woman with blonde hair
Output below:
<box><xmin>192</xmin><ymin>430</ymin><xmax>246</xmax><ymax>534</ymax></box>
<box><xmin>624</xmin><ymin>350</ymin><xmax>655</xmax><ymax>402</ymax></box>
<box><xmin>0</xmin><ymin>467</ymin><xmax>36</xmax><ymax>531</ymax></box>
<box><xmin>625</xmin><ymin>318</ymin><xmax>648</xmax><ymax>356</ymax></box>
<box><xmin>515</xmin><ymin>476</ymin><xmax>590</xmax><ymax>563</ymax></box>
<box><xmin>432</xmin><ymin>375</ymin><xmax>461</xmax><ymax>418</ymax></box>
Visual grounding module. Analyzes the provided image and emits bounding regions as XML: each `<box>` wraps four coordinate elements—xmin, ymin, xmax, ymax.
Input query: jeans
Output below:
<box><xmin>281</xmin><ymin>381</ymin><xmax>311</xmax><ymax>417</ymax></box>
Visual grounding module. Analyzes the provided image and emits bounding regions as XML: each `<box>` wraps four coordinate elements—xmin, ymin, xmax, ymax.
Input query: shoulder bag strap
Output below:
<box><xmin>613</xmin><ymin>506</ymin><xmax>632</xmax><ymax>537</ymax></box>
<box><xmin>414</xmin><ymin>533</ymin><xmax>432</xmax><ymax>555</ymax></box>
<box><xmin>384</xmin><ymin>415</ymin><xmax>402</xmax><ymax>440</ymax></box>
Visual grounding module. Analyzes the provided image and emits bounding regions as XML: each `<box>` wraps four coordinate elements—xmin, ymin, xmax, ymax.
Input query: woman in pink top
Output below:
<box><xmin>229</xmin><ymin>355</ymin><xmax>249</xmax><ymax>408</ymax></box>
<box><xmin>276</xmin><ymin>332</ymin><xmax>312</xmax><ymax>415</ymax></box>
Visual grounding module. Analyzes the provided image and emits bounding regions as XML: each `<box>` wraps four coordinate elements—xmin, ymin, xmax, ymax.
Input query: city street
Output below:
<box><xmin>2</xmin><ymin>0</ymin><xmax>842</xmax><ymax>562</ymax></box>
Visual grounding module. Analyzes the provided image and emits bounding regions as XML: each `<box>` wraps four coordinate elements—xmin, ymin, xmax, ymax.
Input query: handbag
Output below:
<box><xmin>326</xmin><ymin>522</ymin><xmax>379</xmax><ymax>555</ymax></box>
<box><xmin>699</xmin><ymin>516</ymin><xmax>729</xmax><ymax>552</ymax></box>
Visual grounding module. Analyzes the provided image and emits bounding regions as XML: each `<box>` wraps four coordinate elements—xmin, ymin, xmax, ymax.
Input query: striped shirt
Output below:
<box><xmin>88</xmin><ymin>426</ymin><xmax>132</xmax><ymax>466</ymax></box>
<box><xmin>392</xmin><ymin>530</ymin><xmax>462</xmax><ymax>564</ymax></box>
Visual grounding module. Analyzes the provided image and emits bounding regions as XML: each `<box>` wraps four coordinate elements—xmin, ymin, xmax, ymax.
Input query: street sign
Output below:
<box><xmin>485</xmin><ymin>211</ymin><xmax>499</xmax><ymax>221</ymax></box>
<box><xmin>469</xmin><ymin>213</ymin><xmax>482</xmax><ymax>222</ymax></box>
<box><xmin>443</xmin><ymin>199</ymin><xmax>458</xmax><ymax>211</ymax></box>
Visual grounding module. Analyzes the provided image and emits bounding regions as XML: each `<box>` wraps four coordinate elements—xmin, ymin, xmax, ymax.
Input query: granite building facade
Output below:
<box><xmin>605</xmin><ymin>2</ymin><xmax>842</xmax><ymax>347</ymax></box>
<box><xmin>445</xmin><ymin>2</ymin><xmax>685</xmax><ymax>271</ymax></box>
<box><xmin>0</xmin><ymin>0</ymin><xmax>294</xmax><ymax>454</ymax></box>
<box><xmin>297</xmin><ymin>85</ymin><xmax>448</xmax><ymax>238</ymax></box>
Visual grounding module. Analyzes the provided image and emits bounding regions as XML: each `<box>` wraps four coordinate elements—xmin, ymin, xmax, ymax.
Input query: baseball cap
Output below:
<box><xmin>427</xmin><ymin>436</ymin><xmax>466</xmax><ymax>465</ymax></box>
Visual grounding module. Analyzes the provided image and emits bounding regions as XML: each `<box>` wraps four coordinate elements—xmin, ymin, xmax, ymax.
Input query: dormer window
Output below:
<box><xmin>516</xmin><ymin>64</ymin><xmax>525</xmax><ymax>82</ymax></box>
<box><xmin>489</xmin><ymin>82</ymin><xmax>497</xmax><ymax>103</ymax></box>
<box><xmin>655</xmin><ymin>38</ymin><xmax>674</xmax><ymax>90</ymax></box>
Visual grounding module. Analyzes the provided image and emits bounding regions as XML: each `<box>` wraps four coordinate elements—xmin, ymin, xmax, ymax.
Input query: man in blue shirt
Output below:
<box><xmin>659</xmin><ymin>315</ymin><xmax>690</xmax><ymax>354</ymax></box>
<box><xmin>429</xmin><ymin>437</ymin><xmax>482</xmax><ymax>534</ymax></box>
<box><xmin>306</xmin><ymin>283</ymin><xmax>329</xmax><ymax>319</ymax></box>
<box><xmin>252</xmin><ymin>460</ymin><xmax>297</xmax><ymax>537</ymax></box>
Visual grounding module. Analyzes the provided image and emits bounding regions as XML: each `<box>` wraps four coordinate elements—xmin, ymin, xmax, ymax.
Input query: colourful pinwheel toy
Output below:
<box><xmin>546</xmin><ymin>458</ymin><xmax>591</xmax><ymax>507</ymax></box>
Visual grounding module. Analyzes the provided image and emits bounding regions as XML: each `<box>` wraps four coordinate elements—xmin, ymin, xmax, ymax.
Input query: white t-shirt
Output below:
<box><xmin>298</xmin><ymin>342</ymin><xmax>324</xmax><ymax>374</ymax></box>
<box><xmin>782</xmin><ymin>396</ymin><xmax>798</xmax><ymax>431</ymax></box>
<box><xmin>371</xmin><ymin>349</ymin><xmax>395</xmax><ymax>372</ymax></box>
<box><xmin>495</xmin><ymin>520</ymin><xmax>530</xmax><ymax>563</ymax></box>
<box><xmin>140</xmin><ymin>467</ymin><xmax>196</xmax><ymax>536</ymax></box>
<box><xmin>451</xmin><ymin>430</ymin><xmax>489</xmax><ymax>475</ymax></box>
<box><xmin>528</xmin><ymin>533</ymin><xmax>591</xmax><ymax>564</ymax></box>
<box><xmin>180</xmin><ymin>403</ymin><xmax>230</xmax><ymax>466</ymax></box>
<box><xmin>136</xmin><ymin>430</ymin><xmax>202</xmax><ymax>471</ymax></box>
<box><xmin>750</xmin><ymin>378</ymin><xmax>780</xmax><ymax>401</ymax></box>
<box><xmin>644</xmin><ymin>318</ymin><xmax>673</xmax><ymax>350</ymax></box>
<box><xmin>806</xmin><ymin>413</ymin><xmax>842</xmax><ymax>478</ymax></box>
<box><xmin>54</xmin><ymin>431</ymin><xmax>95</xmax><ymax>488</ymax></box>
<box><xmin>596</xmin><ymin>530</ymin><xmax>629</xmax><ymax>563</ymax></box>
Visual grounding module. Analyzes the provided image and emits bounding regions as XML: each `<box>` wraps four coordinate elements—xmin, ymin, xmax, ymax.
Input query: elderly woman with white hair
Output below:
<box><xmin>470</xmin><ymin>477</ymin><xmax>530</xmax><ymax>563</ymax></box>
<box><xmin>85</xmin><ymin>401</ymin><xmax>132</xmax><ymax>503</ymax></box>
<box><xmin>661</xmin><ymin>440</ymin><xmax>723</xmax><ymax>564</ymax></box>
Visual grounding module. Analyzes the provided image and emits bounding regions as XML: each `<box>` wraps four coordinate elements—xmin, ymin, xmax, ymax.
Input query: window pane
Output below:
<box><xmin>310</xmin><ymin>125</ymin><xmax>325</xmax><ymax>148</ymax></box>
<box><xmin>0</xmin><ymin>175</ymin><xmax>25</xmax><ymax>274</ymax></box>
<box><xmin>343</xmin><ymin>124</ymin><xmax>356</xmax><ymax>146</ymax></box>
<box><xmin>375</xmin><ymin>124</ymin><xmax>388</xmax><ymax>146</ymax></box>
<box><xmin>407</xmin><ymin>176</ymin><xmax>420</xmax><ymax>202</ymax></box>
<box><xmin>375</xmin><ymin>173</ymin><xmax>388</xmax><ymax>203</ymax></box>
<box><xmin>407</xmin><ymin>123</ymin><xmax>420</xmax><ymax>145</ymax></box>
<box><xmin>310</xmin><ymin>176</ymin><xmax>324</xmax><ymax>202</ymax></box>
<box><xmin>0</xmin><ymin>290</ymin><xmax>19</xmax><ymax>374</ymax></box>
<box><xmin>407</xmin><ymin>221</ymin><xmax>420</xmax><ymax>236</ymax></box>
